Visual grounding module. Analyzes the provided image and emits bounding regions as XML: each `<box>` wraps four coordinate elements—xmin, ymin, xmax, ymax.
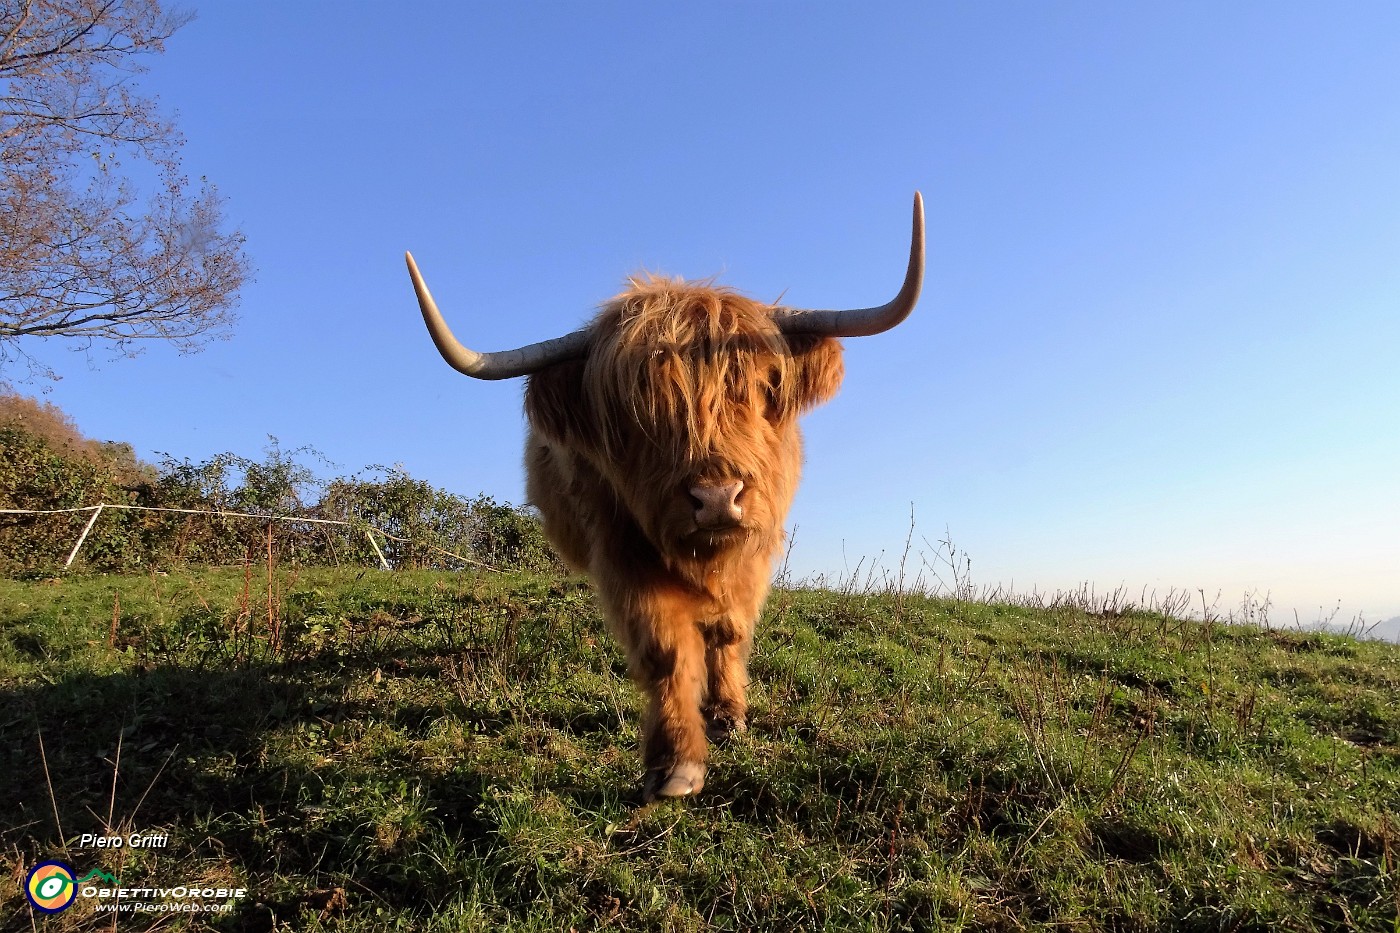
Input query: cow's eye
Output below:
<box><xmin>762</xmin><ymin>370</ymin><xmax>785</xmax><ymax>421</ymax></box>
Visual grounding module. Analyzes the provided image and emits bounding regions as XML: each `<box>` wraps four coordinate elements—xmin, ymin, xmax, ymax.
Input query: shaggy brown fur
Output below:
<box><xmin>524</xmin><ymin>275</ymin><xmax>843</xmax><ymax>799</ymax></box>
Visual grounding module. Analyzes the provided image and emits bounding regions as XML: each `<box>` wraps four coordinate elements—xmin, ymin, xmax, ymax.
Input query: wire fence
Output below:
<box><xmin>0</xmin><ymin>503</ymin><xmax>499</xmax><ymax>573</ymax></box>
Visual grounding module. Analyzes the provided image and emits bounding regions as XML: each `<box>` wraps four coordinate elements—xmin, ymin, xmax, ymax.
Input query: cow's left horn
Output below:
<box><xmin>405</xmin><ymin>253</ymin><xmax>591</xmax><ymax>379</ymax></box>
<box><xmin>772</xmin><ymin>192</ymin><xmax>924</xmax><ymax>338</ymax></box>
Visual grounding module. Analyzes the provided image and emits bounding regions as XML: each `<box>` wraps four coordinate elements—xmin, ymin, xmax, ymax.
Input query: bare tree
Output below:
<box><xmin>0</xmin><ymin>0</ymin><xmax>251</xmax><ymax>379</ymax></box>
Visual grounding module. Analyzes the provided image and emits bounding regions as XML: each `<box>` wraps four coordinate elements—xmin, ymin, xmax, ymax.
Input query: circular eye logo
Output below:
<box><xmin>25</xmin><ymin>861</ymin><xmax>77</xmax><ymax>913</ymax></box>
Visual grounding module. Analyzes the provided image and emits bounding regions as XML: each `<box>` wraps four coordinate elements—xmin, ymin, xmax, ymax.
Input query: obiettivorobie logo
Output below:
<box><xmin>24</xmin><ymin>862</ymin><xmax>246</xmax><ymax>915</ymax></box>
<box><xmin>25</xmin><ymin>865</ymin><xmax>122</xmax><ymax>913</ymax></box>
<box><xmin>24</xmin><ymin>862</ymin><xmax>87</xmax><ymax>913</ymax></box>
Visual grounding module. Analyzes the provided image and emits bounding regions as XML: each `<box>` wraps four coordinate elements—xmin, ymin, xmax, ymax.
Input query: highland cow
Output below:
<box><xmin>405</xmin><ymin>194</ymin><xmax>924</xmax><ymax>800</ymax></box>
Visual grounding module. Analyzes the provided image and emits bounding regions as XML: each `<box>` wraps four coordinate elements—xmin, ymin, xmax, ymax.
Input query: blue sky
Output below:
<box><xmin>17</xmin><ymin>2</ymin><xmax>1400</xmax><ymax>632</ymax></box>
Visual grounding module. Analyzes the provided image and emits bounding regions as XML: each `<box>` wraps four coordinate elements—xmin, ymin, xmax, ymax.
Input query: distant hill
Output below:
<box><xmin>1364</xmin><ymin>615</ymin><xmax>1400</xmax><ymax>643</ymax></box>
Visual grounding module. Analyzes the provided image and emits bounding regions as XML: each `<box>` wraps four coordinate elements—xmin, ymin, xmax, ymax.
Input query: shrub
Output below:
<box><xmin>315</xmin><ymin>470</ymin><xmax>565</xmax><ymax>573</ymax></box>
<box><xmin>0</xmin><ymin>394</ymin><xmax>563</xmax><ymax>575</ymax></box>
<box><xmin>0</xmin><ymin>425</ymin><xmax>162</xmax><ymax>574</ymax></box>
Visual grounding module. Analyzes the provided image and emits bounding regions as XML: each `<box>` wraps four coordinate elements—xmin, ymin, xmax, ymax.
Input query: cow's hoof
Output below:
<box><xmin>643</xmin><ymin>761</ymin><xmax>706</xmax><ymax>801</ymax></box>
<box><xmin>705</xmin><ymin>713</ymin><xmax>748</xmax><ymax>744</ymax></box>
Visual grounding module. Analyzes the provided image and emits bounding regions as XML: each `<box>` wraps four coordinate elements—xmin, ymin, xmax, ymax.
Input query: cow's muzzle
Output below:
<box><xmin>689</xmin><ymin>480</ymin><xmax>744</xmax><ymax>530</ymax></box>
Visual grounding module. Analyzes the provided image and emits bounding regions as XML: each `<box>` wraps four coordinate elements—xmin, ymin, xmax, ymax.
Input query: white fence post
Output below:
<box><xmin>64</xmin><ymin>505</ymin><xmax>105</xmax><ymax>569</ymax></box>
<box><xmin>365</xmin><ymin>528</ymin><xmax>391</xmax><ymax>571</ymax></box>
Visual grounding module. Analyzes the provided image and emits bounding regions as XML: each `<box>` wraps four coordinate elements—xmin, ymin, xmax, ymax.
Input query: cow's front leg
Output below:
<box><xmin>703</xmin><ymin>617</ymin><xmax>751</xmax><ymax>743</ymax></box>
<box><xmin>637</xmin><ymin>613</ymin><xmax>709</xmax><ymax>800</ymax></box>
<box><xmin>597</xmin><ymin>570</ymin><xmax>714</xmax><ymax>801</ymax></box>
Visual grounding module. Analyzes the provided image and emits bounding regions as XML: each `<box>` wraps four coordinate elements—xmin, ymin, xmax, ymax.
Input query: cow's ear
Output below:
<box><xmin>525</xmin><ymin>359</ymin><xmax>598</xmax><ymax>449</ymax></box>
<box><xmin>782</xmin><ymin>334</ymin><xmax>845</xmax><ymax>415</ymax></box>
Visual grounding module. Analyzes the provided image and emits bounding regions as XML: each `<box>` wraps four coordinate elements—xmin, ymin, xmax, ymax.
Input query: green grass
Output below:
<box><xmin>1</xmin><ymin>566</ymin><xmax>1397</xmax><ymax>931</ymax></box>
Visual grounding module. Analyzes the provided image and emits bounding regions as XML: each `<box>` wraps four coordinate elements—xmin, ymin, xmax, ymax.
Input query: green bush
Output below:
<box><xmin>153</xmin><ymin>441</ymin><xmax>328</xmax><ymax>566</ymax></box>
<box><xmin>0</xmin><ymin>425</ymin><xmax>163</xmax><ymax>574</ymax></box>
<box><xmin>316</xmin><ymin>470</ymin><xmax>565</xmax><ymax>574</ymax></box>
<box><xmin>0</xmin><ymin>395</ymin><xmax>563</xmax><ymax>576</ymax></box>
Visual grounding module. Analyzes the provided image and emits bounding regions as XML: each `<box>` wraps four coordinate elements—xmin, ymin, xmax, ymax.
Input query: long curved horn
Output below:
<box><xmin>405</xmin><ymin>253</ymin><xmax>591</xmax><ymax>380</ymax></box>
<box><xmin>772</xmin><ymin>192</ymin><xmax>924</xmax><ymax>338</ymax></box>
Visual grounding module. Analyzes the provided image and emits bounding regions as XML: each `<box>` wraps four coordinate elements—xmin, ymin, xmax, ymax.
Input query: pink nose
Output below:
<box><xmin>690</xmin><ymin>481</ymin><xmax>744</xmax><ymax>528</ymax></box>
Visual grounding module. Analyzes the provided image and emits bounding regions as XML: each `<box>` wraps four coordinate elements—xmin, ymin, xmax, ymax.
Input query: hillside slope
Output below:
<box><xmin>2</xmin><ymin>568</ymin><xmax>1397</xmax><ymax>931</ymax></box>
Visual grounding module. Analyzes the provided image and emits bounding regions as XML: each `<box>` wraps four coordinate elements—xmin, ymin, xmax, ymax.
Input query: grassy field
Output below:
<box><xmin>1</xmin><ymin>566</ymin><xmax>1397</xmax><ymax>931</ymax></box>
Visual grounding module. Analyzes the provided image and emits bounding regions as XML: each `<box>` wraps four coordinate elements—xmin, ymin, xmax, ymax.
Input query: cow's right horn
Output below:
<box><xmin>405</xmin><ymin>253</ymin><xmax>591</xmax><ymax>380</ymax></box>
<box><xmin>772</xmin><ymin>192</ymin><xmax>924</xmax><ymax>338</ymax></box>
